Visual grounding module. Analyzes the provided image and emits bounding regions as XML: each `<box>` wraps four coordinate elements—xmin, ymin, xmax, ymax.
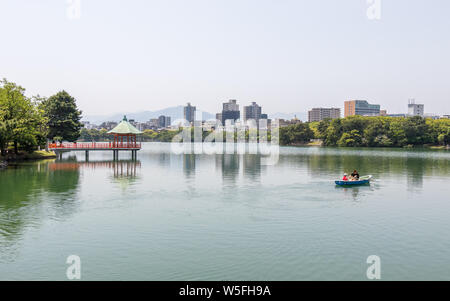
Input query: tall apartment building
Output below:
<box><xmin>308</xmin><ymin>108</ymin><xmax>341</xmax><ymax>122</ymax></box>
<box><xmin>344</xmin><ymin>100</ymin><xmax>380</xmax><ymax>117</ymax></box>
<box><xmin>243</xmin><ymin>102</ymin><xmax>262</xmax><ymax>122</ymax></box>
<box><xmin>158</xmin><ymin>115</ymin><xmax>171</xmax><ymax>128</ymax></box>
<box><xmin>220</xmin><ymin>99</ymin><xmax>240</xmax><ymax>124</ymax></box>
<box><xmin>407</xmin><ymin>99</ymin><xmax>424</xmax><ymax>117</ymax></box>
<box><xmin>148</xmin><ymin>118</ymin><xmax>159</xmax><ymax>128</ymax></box>
<box><xmin>183</xmin><ymin>102</ymin><xmax>196</xmax><ymax>123</ymax></box>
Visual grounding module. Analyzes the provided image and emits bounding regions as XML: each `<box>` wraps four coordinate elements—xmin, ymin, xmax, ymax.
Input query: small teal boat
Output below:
<box><xmin>335</xmin><ymin>175</ymin><xmax>372</xmax><ymax>186</ymax></box>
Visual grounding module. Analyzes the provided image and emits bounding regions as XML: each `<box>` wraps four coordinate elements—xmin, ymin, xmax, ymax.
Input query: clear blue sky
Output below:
<box><xmin>1</xmin><ymin>0</ymin><xmax>449</xmax><ymax>116</ymax></box>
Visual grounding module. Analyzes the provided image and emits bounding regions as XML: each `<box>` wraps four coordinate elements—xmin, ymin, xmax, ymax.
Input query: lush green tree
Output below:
<box><xmin>322</xmin><ymin>118</ymin><xmax>343</xmax><ymax>146</ymax></box>
<box><xmin>402</xmin><ymin>116</ymin><xmax>431</xmax><ymax>145</ymax></box>
<box><xmin>341</xmin><ymin>115</ymin><xmax>370</xmax><ymax>134</ymax></box>
<box><xmin>316</xmin><ymin>118</ymin><xmax>331</xmax><ymax>139</ymax></box>
<box><xmin>280</xmin><ymin>123</ymin><xmax>314</xmax><ymax>145</ymax></box>
<box><xmin>388</xmin><ymin>119</ymin><xmax>408</xmax><ymax>147</ymax></box>
<box><xmin>337</xmin><ymin>129</ymin><xmax>362</xmax><ymax>147</ymax></box>
<box><xmin>0</xmin><ymin>79</ymin><xmax>47</xmax><ymax>154</ymax></box>
<box><xmin>426</xmin><ymin>118</ymin><xmax>450</xmax><ymax>145</ymax></box>
<box><xmin>41</xmin><ymin>91</ymin><xmax>83</xmax><ymax>142</ymax></box>
<box><xmin>364</xmin><ymin>117</ymin><xmax>390</xmax><ymax>146</ymax></box>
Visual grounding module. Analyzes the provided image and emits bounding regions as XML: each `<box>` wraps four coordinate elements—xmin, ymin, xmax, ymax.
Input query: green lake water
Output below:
<box><xmin>1</xmin><ymin>143</ymin><xmax>450</xmax><ymax>280</ymax></box>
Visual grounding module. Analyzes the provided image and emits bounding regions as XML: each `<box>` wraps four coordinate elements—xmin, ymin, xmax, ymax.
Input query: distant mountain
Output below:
<box><xmin>83</xmin><ymin>106</ymin><xmax>215</xmax><ymax>124</ymax></box>
<box><xmin>83</xmin><ymin>106</ymin><xmax>307</xmax><ymax>124</ymax></box>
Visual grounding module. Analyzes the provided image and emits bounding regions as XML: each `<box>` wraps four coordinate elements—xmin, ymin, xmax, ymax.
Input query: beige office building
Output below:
<box><xmin>308</xmin><ymin>108</ymin><xmax>341</xmax><ymax>122</ymax></box>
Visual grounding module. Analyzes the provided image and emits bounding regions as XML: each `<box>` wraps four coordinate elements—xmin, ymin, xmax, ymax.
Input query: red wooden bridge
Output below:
<box><xmin>49</xmin><ymin>142</ymin><xmax>141</xmax><ymax>150</ymax></box>
<box><xmin>48</xmin><ymin>142</ymin><xmax>142</xmax><ymax>160</ymax></box>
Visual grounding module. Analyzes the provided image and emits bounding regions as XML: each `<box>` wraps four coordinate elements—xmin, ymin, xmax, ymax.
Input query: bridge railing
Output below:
<box><xmin>49</xmin><ymin>142</ymin><xmax>142</xmax><ymax>149</ymax></box>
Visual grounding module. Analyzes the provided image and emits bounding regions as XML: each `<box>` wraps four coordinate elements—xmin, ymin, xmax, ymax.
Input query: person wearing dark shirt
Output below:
<box><xmin>351</xmin><ymin>170</ymin><xmax>360</xmax><ymax>180</ymax></box>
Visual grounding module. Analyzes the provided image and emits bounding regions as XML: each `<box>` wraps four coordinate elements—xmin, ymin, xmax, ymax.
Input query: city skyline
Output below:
<box><xmin>82</xmin><ymin>97</ymin><xmax>445</xmax><ymax>128</ymax></box>
<box><xmin>1</xmin><ymin>0</ymin><xmax>449</xmax><ymax>116</ymax></box>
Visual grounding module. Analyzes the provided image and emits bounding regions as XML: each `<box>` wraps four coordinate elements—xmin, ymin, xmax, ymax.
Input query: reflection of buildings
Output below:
<box><xmin>183</xmin><ymin>154</ymin><xmax>196</xmax><ymax>177</ymax></box>
<box><xmin>243</xmin><ymin>154</ymin><xmax>261</xmax><ymax>180</ymax></box>
<box><xmin>405</xmin><ymin>157</ymin><xmax>424</xmax><ymax>189</ymax></box>
<box><xmin>157</xmin><ymin>153</ymin><xmax>171</xmax><ymax>167</ymax></box>
<box><xmin>214</xmin><ymin>154</ymin><xmax>263</xmax><ymax>183</ymax></box>
<box><xmin>215</xmin><ymin>154</ymin><xmax>240</xmax><ymax>184</ymax></box>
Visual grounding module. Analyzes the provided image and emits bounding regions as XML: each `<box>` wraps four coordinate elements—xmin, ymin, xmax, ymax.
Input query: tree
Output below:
<box><xmin>41</xmin><ymin>91</ymin><xmax>83</xmax><ymax>142</ymax></box>
<box><xmin>338</xmin><ymin>129</ymin><xmax>363</xmax><ymax>147</ymax></box>
<box><xmin>388</xmin><ymin>119</ymin><xmax>407</xmax><ymax>147</ymax></box>
<box><xmin>364</xmin><ymin>117</ymin><xmax>390</xmax><ymax>146</ymax></box>
<box><xmin>317</xmin><ymin>118</ymin><xmax>331</xmax><ymax>139</ymax></box>
<box><xmin>280</xmin><ymin>123</ymin><xmax>314</xmax><ymax>145</ymax></box>
<box><xmin>402</xmin><ymin>116</ymin><xmax>431</xmax><ymax>145</ymax></box>
<box><xmin>322</xmin><ymin>118</ymin><xmax>343</xmax><ymax>146</ymax></box>
<box><xmin>0</xmin><ymin>79</ymin><xmax>47</xmax><ymax>154</ymax></box>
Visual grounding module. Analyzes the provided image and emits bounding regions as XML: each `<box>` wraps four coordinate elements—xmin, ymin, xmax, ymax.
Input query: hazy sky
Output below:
<box><xmin>1</xmin><ymin>0</ymin><xmax>449</xmax><ymax>117</ymax></box>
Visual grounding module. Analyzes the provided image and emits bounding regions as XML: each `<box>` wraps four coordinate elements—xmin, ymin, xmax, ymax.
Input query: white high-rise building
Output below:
<box><xmin>408</xmin><ymin>99</ymin><xmax>424</xmax><ymax>117</ymax></box>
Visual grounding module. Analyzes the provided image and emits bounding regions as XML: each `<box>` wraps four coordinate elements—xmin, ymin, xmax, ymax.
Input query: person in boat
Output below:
<box><xmin>342</xmin><ymin>173</ymin><xmax>349</xmax><ymax>181</ymax></box>
<box><xmin>351</xmin><ymin>170</ymin><xmax>360</xmax><ymax>180</ymax></box>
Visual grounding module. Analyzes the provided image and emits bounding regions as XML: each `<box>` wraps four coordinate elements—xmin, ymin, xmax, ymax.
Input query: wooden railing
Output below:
<box><xmin>48</xmin><ymin>142</ymin><xmax>141</xmax><ymax>149</ymax></box>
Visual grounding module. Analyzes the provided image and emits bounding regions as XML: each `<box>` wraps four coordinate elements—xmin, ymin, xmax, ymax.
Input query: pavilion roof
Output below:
<box><xmin>107</xmin><ymin>116</ymin><xmax>143</xmax><ymax>135</ymax></box>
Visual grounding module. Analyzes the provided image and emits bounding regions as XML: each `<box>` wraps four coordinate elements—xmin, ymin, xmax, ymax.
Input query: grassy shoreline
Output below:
<box><xmin>0</xmin><ymin>150</ymin><xmax>57</xmax><ymax>163</ymax></box>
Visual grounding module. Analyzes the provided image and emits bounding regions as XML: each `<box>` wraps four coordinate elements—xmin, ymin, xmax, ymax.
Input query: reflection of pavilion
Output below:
<box><xmin>48</xmin><ymin>160</ymin><xmax>141</xmax><ymax>178</ymax></box>
<box><xmin>111</xmin><ymin>160</ymin><xmax>140</xmax><ymax>178</ymax></box>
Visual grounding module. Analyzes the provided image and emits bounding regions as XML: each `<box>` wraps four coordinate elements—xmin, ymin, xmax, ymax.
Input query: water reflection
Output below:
<box><xmin>295</xmin><ymin>149</ymin><xmax>450</xmax><ymax>190</ymax></box>
<box><xmin>49</xmin><ymin>160</ymin><xmax>141</xmax><ymax>179</ymax></box>
<box><xmin>0</xmin><ymin>160</ymin><xmax>80</xmax><ymax>260</ymax></box>
<box><xmin>243</xmin><ymin>154</ymin><xmax>262</xmax><ymax>181</ymax></box>
<box><xmin>157</xmin><ymin>153</ymin><xmax>171</xmax><ymax>167</ymax></box>
<box><xmin>183</xmin><ymin>154</ymin><xmax>196</xmax><ymax>178</ymax></box>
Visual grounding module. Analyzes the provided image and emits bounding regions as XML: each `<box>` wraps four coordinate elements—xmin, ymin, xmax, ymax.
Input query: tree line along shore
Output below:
<box><xmin>80</xmin><ymin>115</ymin><xmax>450</xmax><ymax>148</ymax></box>
<box><xmin>1</xmin><ymin>78</ymin><xmax>450</xmax><ymax>166</ymax></box>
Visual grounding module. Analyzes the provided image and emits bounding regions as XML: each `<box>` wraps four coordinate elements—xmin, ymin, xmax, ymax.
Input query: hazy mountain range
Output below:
<box><xmin>83</xmin><ymin>106</ymin><xmax>307</xmax><ymax>124</ymax></box>
<box><xmin>83</xmin><ymin>106</ymin><xmax>214</xmax><ymax>124</ymax></box>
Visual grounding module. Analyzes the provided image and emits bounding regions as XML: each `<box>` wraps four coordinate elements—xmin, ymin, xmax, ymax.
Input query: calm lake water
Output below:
<box><xmin>1</xmin><ymin>143</ymin><xmax>450</xmax><ymax>280</ymax></box>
